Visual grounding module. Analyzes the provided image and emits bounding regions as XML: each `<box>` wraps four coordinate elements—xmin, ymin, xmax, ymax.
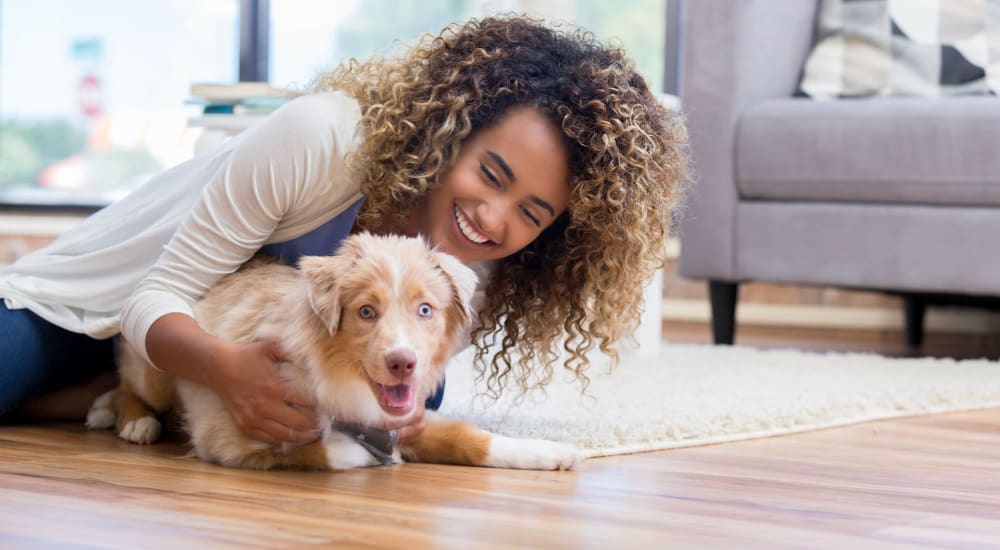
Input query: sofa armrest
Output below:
<box><xmin>677</xmin><ymin>0</ymin><xmax>818</xmax><ymax>280</ymax></box>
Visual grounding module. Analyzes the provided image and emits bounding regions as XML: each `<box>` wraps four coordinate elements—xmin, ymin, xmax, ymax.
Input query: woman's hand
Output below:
<box><xmin>145</xmin><ymin>313</ymin><xmax>320</xmax><ymax>446</ymax></box>
<box><xmin>208</xmin><ymin>340</ymin><xmax>321</xmax><ymax>446</ymax></box>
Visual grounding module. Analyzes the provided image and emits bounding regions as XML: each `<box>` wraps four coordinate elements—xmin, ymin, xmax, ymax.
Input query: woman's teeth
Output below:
<box><xmin>455</xmin><ymin>206</ymin><xmax>490</xmax><ymax>244</ymax></box>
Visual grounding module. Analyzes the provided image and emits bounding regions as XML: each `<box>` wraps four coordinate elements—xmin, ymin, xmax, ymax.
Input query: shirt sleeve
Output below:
<box><xmin>120</xmin><ymin>93</ymin><xmax>357</xmax><ymax>364</ymax></box>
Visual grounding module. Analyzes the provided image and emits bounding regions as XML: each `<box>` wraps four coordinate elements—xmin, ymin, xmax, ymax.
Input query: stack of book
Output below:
<box><xmin>188</xmin><ymin>82</ymin><xmax>298</xmax><ymax>115</ymax></box>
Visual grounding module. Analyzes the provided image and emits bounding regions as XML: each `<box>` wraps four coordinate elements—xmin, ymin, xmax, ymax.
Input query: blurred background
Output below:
<box><xmin>0</xmin><ymin>0</ymin><xmax>668</xmax><ymax>207</ymax></box>
<box><xmin>3</xmin><ymin>0</ymin><xmax>997</xmax><ymax>357</ymax></box>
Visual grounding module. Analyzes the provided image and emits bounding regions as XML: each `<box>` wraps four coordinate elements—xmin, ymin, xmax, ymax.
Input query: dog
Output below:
<box><xmin>87</xmin><ymin>233</ymin><xmax>583</xmax><ymax>471</ymax></box>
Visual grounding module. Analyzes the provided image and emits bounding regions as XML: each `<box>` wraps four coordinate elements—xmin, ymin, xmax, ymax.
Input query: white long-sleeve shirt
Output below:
<box><xmin>0</xmin><ymin>91</ymin><xmax>366</xmax><ymax>363</ymax></box>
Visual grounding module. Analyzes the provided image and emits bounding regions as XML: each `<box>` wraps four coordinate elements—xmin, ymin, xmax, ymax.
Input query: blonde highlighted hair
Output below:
<box><xmin>313</xmin><ymin>15</ymin><xmax>687</xmax><ymax>396</ymax></box>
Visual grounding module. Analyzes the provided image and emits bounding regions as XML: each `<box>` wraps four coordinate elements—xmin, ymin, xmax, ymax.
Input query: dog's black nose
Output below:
<box><xmin>385</xmin><ymin>349</ymin><xmax>417</xmax><ymax>378</ymax></box>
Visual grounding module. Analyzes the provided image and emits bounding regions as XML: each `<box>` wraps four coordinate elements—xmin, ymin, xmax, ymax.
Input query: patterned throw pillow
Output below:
<box><xmin>798</xmin><ymin>0</ymin><xmax>1000</xmax><ymax>98</ymax></box>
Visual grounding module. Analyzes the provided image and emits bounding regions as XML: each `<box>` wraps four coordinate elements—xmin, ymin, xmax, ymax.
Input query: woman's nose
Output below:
<box><xmin>476</xmin><ymin>200</ymin><xmax>507</xmax><ymax>238</ymax></box>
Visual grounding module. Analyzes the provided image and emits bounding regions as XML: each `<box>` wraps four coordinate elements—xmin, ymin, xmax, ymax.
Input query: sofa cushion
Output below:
<box><xmin>736</xmin><ymin>97</ymin><xmax>1000</xmax><ymax>207</ymax></box>
<box><xmin>797</xmin><ymin>0</ymin><xmax>1000</xmax><ymax>98</ymax></box>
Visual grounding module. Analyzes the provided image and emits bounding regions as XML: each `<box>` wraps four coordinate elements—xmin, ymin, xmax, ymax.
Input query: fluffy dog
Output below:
<box><xmin>87</xmin><ymin>233</ymin><xmax>582</xmax><ymax>471</ymax></box>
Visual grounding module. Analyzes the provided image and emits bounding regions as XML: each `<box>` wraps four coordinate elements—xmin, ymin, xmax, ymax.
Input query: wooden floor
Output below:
<box><xmin>2</xmin><ymin>323</ymin><xmax>999</xmax><ymax>549</ymax></box>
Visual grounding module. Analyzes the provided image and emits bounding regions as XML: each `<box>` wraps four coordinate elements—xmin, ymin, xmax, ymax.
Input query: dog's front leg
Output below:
<box><xmin>399</xmin><ymin>412</ymin><xmax>584</xmax><ymax>470</ymax></box>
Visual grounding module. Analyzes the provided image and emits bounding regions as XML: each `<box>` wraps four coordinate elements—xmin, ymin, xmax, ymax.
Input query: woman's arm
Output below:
<box><xmin>145</xmin><ymin>313</ymin><xmax>320</xmax><ymax>445</ymax></box>
<box><xmin>122</xmin><ymin>93</ymin><xmax>362</xmax><ymax>444</ymax></box>
<box><xmin>120</xmin><ymin>92</ymin><xmax>361</xmax><ymax>365</ymax></box>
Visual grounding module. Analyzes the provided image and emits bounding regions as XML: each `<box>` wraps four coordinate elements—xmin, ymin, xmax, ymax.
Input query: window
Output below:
<box><xmin>0</xmin><ymin>0</ymin><xmax>238</xmax><ymax>208</ymax></box>
<box><xmin>270</xmin><ymin>0</ymin><xmax>668</xmax><ymax>93</ymax></box>
<box><xmin>0</xmin><ymin>0</ymin><xmax>670</xmax><ymax>209</ymax></box>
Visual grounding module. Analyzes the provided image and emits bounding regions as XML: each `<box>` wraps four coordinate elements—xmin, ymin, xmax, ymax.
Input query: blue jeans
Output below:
<box><xmin>0</xmin><ymin>302</ymin><xmax>115</xmax><ymax>416</ymax></box>
<box><xmin>0</xmin><ymin>302</ymin><xmax>446</xmax><ymax>416</ymax></box>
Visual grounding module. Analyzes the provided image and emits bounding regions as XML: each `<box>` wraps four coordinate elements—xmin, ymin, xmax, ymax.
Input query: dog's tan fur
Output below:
<box><xmin>88</xmin><ymin>233</ymin><xmax>582</xmax><ymax>471</ymax></box>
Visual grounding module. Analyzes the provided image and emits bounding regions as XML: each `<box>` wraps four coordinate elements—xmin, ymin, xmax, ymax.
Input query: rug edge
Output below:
<box><xmin>582</xmin><ymin>402</ymin><xmax>1000</xmax><ymax>459</ymax></box>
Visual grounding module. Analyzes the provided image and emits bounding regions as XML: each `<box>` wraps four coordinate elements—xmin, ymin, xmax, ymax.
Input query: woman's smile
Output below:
<box><xmin>408</xmin><ymin>106</ymin><xmax>571</xmax><ymax>264</ymax></box>
<box><xmin>454</xmin><ymin>205</ymin><xmax>493</xmax><ymax>246</ymax></box>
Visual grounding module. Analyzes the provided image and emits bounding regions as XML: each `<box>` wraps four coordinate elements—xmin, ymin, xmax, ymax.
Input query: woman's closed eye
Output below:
<box><xmin>479</xmin><ymin>161</ymin><xmax>500</xmax><ymax>187</ymax></box>
<box><xmin>521</xmin><ymin>206</ymin><xmax>540</xmax><ymax>227</ymax></box>
<box><xmin>480</xmin><ymin>159</ymin><xmax>541</xmax><ymax>227</ymax></box>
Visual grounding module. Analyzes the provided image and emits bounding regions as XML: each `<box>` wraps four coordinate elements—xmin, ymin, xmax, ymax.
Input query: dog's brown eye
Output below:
<box><xmin>417</xmin><ymin>303</ymin><xmax>433</xmax><ymax>318</ymax></box>
<box><xmin>359</xmin><ymin>305</ymin><xmax>377</xmax><ymax>320</ymax></box>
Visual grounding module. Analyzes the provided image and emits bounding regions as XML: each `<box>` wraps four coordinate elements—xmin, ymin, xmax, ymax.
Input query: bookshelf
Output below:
<box><xmin>186</xmin><ymin>81</ymin><xmax>293</xmax><ymax>154</ymax></box>
<box><xmin>188</xmin><ymin>114</ymin><xmax>264</xmax><ymax>154</ymax></box>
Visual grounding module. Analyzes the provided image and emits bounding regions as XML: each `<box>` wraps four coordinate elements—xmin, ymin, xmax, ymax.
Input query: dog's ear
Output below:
<box><xmin>429</xmin><ymin>250</ymin><xmax>479</xmax><ymax>326</ymax></box>
<box><xmin>299</xmin><ymin>254</ymin><xmax>353</xmax><ymax>335</ymax></box>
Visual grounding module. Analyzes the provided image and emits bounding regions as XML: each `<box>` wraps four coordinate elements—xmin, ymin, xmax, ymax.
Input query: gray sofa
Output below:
<box><xmin>676</xmin><ymin>0</ymin><xmax>1000</xmax><ymax>345</ymax></box>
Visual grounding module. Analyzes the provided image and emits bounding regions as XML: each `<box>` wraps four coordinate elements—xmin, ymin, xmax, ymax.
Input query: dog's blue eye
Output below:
<box><xmin>417</xmin><ymin>303</ymin><xmax>433</xmax><ymax>318</ymax></box>
<box><xmin>359</xmin><ymin>305</ymin><xmax>377</xmax><ymax>320</ymax></box>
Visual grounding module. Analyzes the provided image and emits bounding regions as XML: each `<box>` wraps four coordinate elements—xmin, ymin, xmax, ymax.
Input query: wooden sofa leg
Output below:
<box><xmin>903</xmin><ymin>294</ymin><xmax>926</xmax><ymax>349</ymax></box>
<box><xmin>708</xmin><ymin>281</ymin><xmax>739</xmax><ymax>345</ymax></box>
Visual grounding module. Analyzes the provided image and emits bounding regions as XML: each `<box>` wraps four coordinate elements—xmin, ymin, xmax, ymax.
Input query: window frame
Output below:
<box><xmin>0</xmin><ymin>0</ymin><xmax>676</xmax><ymax>213</ymax></box>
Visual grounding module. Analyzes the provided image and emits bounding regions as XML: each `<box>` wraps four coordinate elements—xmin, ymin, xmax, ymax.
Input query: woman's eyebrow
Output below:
<box><xmin>486</xmin><ymin>150</ymin><xmax>515</xmax><ymax>181</ymax></box>
<box><xmin>530</xmin><ymin>197</ymin><xmax>555</xmax><ymax>217</ymax></box>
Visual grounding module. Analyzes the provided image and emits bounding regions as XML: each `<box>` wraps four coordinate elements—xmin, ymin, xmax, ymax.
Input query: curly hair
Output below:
<box><xmin>312</xmin><ymin>15</ymin><xmax>688</xmax><ymax>397</ymax></box>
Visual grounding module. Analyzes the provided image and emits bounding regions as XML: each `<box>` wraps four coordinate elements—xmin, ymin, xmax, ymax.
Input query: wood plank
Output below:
<box><xmin>3</xmin><ymin>322</ymin><xmax>998</xmax><ymax>548</ymax></box>
<box><xmin>2</xmin><ymin>408</ymin><xmax>999</xmax><ymax>548</ymax></box>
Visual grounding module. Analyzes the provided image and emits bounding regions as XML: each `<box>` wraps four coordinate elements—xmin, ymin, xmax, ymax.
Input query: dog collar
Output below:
<box><xmin>330</xmin><ymin>421</ymin><xmax>398</xmax><ymax>465</ymax></box>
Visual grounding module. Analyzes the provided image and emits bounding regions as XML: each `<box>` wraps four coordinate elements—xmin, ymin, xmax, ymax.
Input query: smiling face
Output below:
<box><xmin>407</xmin><ymin>106</ymin><xmax>572</xmax><ymax>264</ymax></box>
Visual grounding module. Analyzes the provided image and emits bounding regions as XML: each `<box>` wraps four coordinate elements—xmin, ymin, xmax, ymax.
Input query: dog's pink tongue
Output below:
<box><xmin>381</xmin><ymin>384</ymin><xmax>414</xmax><ymax>410</ymax></box>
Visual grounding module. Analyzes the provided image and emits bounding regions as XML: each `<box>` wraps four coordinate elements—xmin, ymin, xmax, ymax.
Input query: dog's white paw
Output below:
<box><xmin>118</xmin><ymin>416</ymin><xmax>161</xmax><ymax>445</ymax></box>
<box><xmin>322</xmin><ymin>431</ymin><xmax>384</xmax><ymax>470</ymax></box>
<box><xmin>487</xmin><ymin>436</ymin><xmax>585</xmax><ymax>471</ymax></box>
<box><xmin>85</xmin><ymin>390</ymin><xmax>116</xmax><ymax>430</ymax></box>
<box><xmin>86</xmin><ymin>407</ymin><xmax>116</xmax><ymax>430</ymax></box>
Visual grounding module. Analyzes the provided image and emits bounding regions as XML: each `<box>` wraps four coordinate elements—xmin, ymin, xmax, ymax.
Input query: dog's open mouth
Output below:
<box><xmin>375</xmin><ymin>382</ymin><xmax>415</xmax><ymax>415</ymax></box>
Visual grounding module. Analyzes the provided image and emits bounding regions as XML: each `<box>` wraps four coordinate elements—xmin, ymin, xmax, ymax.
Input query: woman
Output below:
<box><xmin>0</xmin><ymin>16</ymin><xmax>687</xmax><ymax>445</ymax></box>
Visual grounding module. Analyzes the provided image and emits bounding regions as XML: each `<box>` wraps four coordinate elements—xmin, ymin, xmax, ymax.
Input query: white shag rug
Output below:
<box><xmin>437</xmin><ymin>343</ymin><xmax>1000</xmax><ymax>458</ymax></box>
